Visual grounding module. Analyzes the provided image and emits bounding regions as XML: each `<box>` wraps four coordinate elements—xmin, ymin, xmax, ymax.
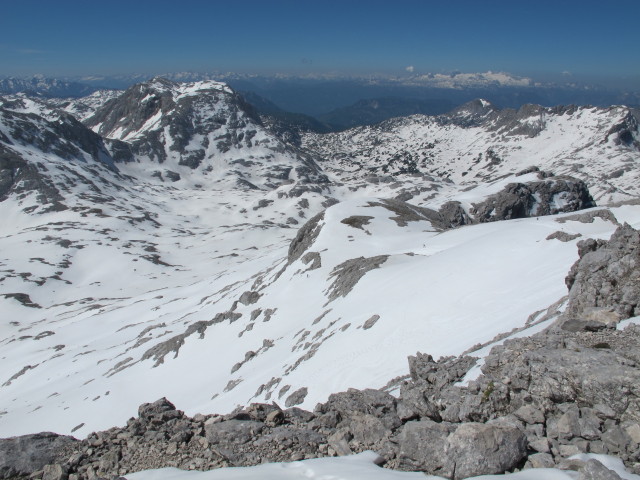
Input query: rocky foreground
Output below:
<box><xmin>1</xmin><ymin>224</ymin><xmax>639</xmax><ymax>480</ymax></box>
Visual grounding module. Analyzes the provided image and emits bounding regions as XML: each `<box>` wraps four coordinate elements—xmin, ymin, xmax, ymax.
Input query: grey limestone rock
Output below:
<box><xmin>560</xmin><ymin>317</ymin><xmax>609</xmax><ymax>332</ymax></box>
<box><xmin>516</xmin><ymin>165</ymin><xmax>545</xmax><ymax>177</ymax></box>
<box><xmin>546</xmin><ymin>231</ymin><xmax>583</xmax><ymax>242</ymax></box>
<box><xmin>397</xmin><ymin>419</ymin><xmax>527</xmax><ymax>479</ymax></box>
<box><xmin>408</xmin><ymin>353</ymin><xmax>476</xmax><ymax>386</ymax></box>
<box><xmin>205</xmin><ymin>419</ymin><xmax>265</xmax><ymax>445</ymax></box>
<box><xmin>565</xmin><ymin>223</ymin><xmax>640</xmax><ymax>320</ymax></box>
<box><xmin>138</xmin><ymin>397</ymin><xmax>181</xmax><ymax>422</ymax></box>
<box><xmin>253</xmin><ymin>426</ymin><xmax>325</xmax><ymax>453</ymax></box>
<box><xmin>470</xmin><ymin>175</ymin><xmax>595</xmax><ymax>223</ymax></box>
<box><xmin>285</xmin><ymin>387</ymin><xmax>308</xmax><ymax>407</ymax></box>
<box><xmin>42</xmin><ymin>464</ymin><xmax>68</xmax><ymax>480</ymax></box>
<box><xmin>326</xmin><ymin>255</ymin><xmax>389</xmax><ymax>302</ymax></box>
<box><xmin>362</xmin><ymin>315</ymin><xmax>380</xmax><ymax>329</ymax></box>
<box><xmin>288</xmin><ymin>212</ymin><xmax>324</xmax><ymax>264</ymax></box>
<box><xmin>513</xmin><ymin>405</ymin><xmax>546</xmax><ymax>425</ymax></box>
<box><xmin>366</xmin><ymin>198</ymin><xmax>451</xmax><ymax>230</ymax></box>
<box><xmin>316</xmin><ymin>388</ymin><xmax>398</xmax><ymax>425</ymax></box>
<box><xmin>301</xmin><ymin>251</ymin><xmax>321</xmax><ymax>271</ymax></box>
<box><xmin>446</xmin><ymin>422</ymin><xmax>527</xmax><ymax>480</ymax></box>
<box><xmin>346</xmin><ymin>413</ymin><xmax>389</xmax><ymax>447</ymax></box>
<box><xmin>238</xmin><ymin>291</ymin><xmax>261</xmax><ymax>305</ymax></box>
<box><xmin>556</xmin><ymin>209</ymin><xmax>620</xmax><ymax>226</ymax></box>
<box><xmin>396</xmin><ymin>419</ymin><xmax>454</xmax><ymax>474</ymax></box>
<box><xmin>0</xmin><ymin>145</ymin><xmax>67</xmax><ymax>212</ymax></box>
<box><xmin>0</xmin><ymin>432</ymin><xmax>77</xmax><ymax>479</ymax></box>
<box><xmin>340</xmin><ymin>215</ymin><xmax>374</xmax><ymax>231</ymax></box>
<box><xmin>397</xmin><ymin>379</ymin><xmax>439</xmax><ymax>421</ymax></box>
<box><xmin>438</xmin><ymin>201</ymin><xmax>471</xmax><ymax>227</ymax></box>
<box><xmin>141</xmin><ymin>319</ymin><xmax>221</xmax><ymax>367</ymax></box>
<box><xmin>528</xmin><ymin>452</ymin><xmax>556</xmax><ymax>469</ymax></box>
<box><xmin>327</xmin><ymin>429</ymin><xmax>353</xmax><ymax>456</ymax></box>
<box><xmin>578</xmin><ymin>459</ymin><xmax>624</xmax><ymax>480</ymax></box>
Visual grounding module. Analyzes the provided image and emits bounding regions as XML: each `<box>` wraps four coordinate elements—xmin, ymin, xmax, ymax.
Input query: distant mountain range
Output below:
<box><xmin>2</xmin><ymin>71</ymin><xmax>638</xmax><ymax>128</ymax></box>
<box><xmin>316</xmin><ymin>97</ymin><xmax>456</xmax><ymax>131</ymax></box>
<box><xmin>0</xmin><ymin>76</ymin><xmax>98</xmax><ymax>98</ymax></box>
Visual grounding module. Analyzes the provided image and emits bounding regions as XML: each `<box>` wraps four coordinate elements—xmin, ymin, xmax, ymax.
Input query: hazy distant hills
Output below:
<box><xmin>316</xmin><ymin>97</ymin><xmax>455</xmax><ymax>131</ymax></box>
<box><xmin>0</xmin><ymin>76</ymin><xmax>99</xmax><ymax>98</ymax></box>
<box><xmin>239</xmin><ymin>90</ymin><xmax>334</xmax><ymax>134</ymax></box>
<box><xmin>0</xmin><ymin>72</ymin><xmax>640</xmax><ymax>118</ymax></box>
<box><xmin>219</xmin><ymin>73</ymin><xmax>640</xmax><ymax>115</ymax></box>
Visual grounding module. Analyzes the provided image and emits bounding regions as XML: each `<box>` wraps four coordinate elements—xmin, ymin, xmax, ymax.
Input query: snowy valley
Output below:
<box><xmin>1</xmin><ymin>78</ymin><xmax>640</xmax><ymax>479</ymax></box>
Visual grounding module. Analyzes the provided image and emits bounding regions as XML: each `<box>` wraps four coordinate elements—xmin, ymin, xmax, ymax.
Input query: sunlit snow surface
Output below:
<box><xmin>1</xmin><ymin>84</ymin><xmax>640</xmax><ymax>439</ymax></box>
<box><xmin>126</xmin><ymin>451</ymin><xmax>640</xmax><ymax>480</ymax></box>
<box><xmin>2</xmin><ymin>182</ymin><xmax>639</xmax><ymax>438</ymax></box>
<box><xmin>304</xmin><ymin>103</ymin><xmax>640</xmax><ymax>203</ymax></box>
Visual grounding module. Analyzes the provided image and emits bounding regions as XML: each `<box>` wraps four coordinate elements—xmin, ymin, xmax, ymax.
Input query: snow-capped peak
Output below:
<box><xmin>145</xmin><ymin>76</ymin><xmax>233</xmax><ymax>97</ymax></box>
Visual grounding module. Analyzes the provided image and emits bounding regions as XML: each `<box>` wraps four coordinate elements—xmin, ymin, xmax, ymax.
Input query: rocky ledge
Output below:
<box><xmin>1</xmin><ymin>224</ymin><xmax>639</xmax><ymax>480</ymax></box>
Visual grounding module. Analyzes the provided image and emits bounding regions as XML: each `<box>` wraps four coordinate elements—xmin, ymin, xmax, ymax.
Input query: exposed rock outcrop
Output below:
<box><xmin>287</xmin><ymin>211</ymin><xmax>325</xmax><ymax>264</ymax></box>
<box><xmin>326</xmin><ymin>255</ymin><xmax>389</xmax><ymax>302</ymax></box>
<box><xmin>0</xmin><ymin>432</ymin><xmax>77</xmax><ymax>479</ymax></box>
<box><xmin>470</xmin><ymin>175</ymin><xmax>596</xmax><ymax>222</ymax></box>
<box><xmin>565</xmin><ymin>223</ymin><xmax>639</xmax><ymax>320</ymax></box>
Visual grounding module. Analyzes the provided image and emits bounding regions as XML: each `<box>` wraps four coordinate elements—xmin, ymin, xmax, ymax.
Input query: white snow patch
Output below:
<box><xmin>126</xmin><ymin>452</ymin><xmax>640</xmax><ymax>480</ymax></box>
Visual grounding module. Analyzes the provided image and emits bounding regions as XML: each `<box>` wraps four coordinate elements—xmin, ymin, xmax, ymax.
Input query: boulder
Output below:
<box><xmin>396</xmin><ymin>419</ymin><xmax>454</xmax><ymax>475</ymax></box>
<box><xmin>578</xmin><ymin>459</ymin><xmax>624</xmax><ymax>480</ymax></box>
<box><xmin>204</xmin><ymin>419</ymin><xmax>265</xmax><ymax>445</ymax></box>
<box><xmin>397</xmin><ymin>420</ymin><xmax>526</xmax><ymax>479</ymax></box>
<box><xmin>438</xmin><ymin>201</ymin><xmax>471</xmax><ymax>227</ymax></box>
<box><xmin>42</xmin><ymin>464</ymin><xmax>68</xmax><ymax>480</ymax></box>
<box><xmin>445</xmin><ymin>422</ymin><xmax>528</xmax><ymax>479</ymax></box>
<box><xmin>316</xmin><ymin>388</ymin><xmax>400</xmax><ymax>430</ymax></box>
<box><xmin>138</xmin><ymin>397</ymin><xmax>183</xmax><ymax>424</ymax></box>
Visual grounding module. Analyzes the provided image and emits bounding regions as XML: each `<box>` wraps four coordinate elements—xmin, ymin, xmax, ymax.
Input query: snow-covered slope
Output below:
<box><xmin>47</xmin><ymin>90</ymin><xmax>124</xmax><ymax>121</ymax></box>
<box><xmin>1</xmin><ymin>82</ymin><xmax>639</xmax><ymax>440</ymax></box>
<box><xmin>0</xmin><ymin>94</ymin><xmax>129</xmax><ymax>212</ymax></box>
<box><xmin>303</xmin><ymin>100</ymin><xmax>640</xmax><ymax>204</ymax></box>
<box><xmin>2</xmin><ymin>191</ymin><xmax>638</xmax><ymax>438</ymax></box>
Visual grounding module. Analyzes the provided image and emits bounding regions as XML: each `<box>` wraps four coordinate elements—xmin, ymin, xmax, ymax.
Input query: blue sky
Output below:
<box><xmin>2</xmin><ymin>0</ymin><xmax>639</xmax><ymax>87</ymax></box>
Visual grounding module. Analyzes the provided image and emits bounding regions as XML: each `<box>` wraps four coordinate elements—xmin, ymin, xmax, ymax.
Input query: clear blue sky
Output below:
<box><xmin>2</xmin><ymin>0</ymin><xmax>639</xmax><ymax>87</ymax></box>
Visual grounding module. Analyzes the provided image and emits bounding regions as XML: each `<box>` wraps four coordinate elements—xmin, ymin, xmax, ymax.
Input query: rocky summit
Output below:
<box><xmin>0</xmin><ymin>78</ymin><xmax>639</xmax><ymax>479</ymax></box>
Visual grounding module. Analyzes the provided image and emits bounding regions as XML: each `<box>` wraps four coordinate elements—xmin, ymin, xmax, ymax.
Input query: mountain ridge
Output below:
<box><xmin>303</xmin><ymin>99</ymin><xmax>640</xmax><ymax>204</ymax></box>
<box><xmin>0</xmin><ymin>79</ymin><xmax>638</xmax><ymax>443</ymax></box>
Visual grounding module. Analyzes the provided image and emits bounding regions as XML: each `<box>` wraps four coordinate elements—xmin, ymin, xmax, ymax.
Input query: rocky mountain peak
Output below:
<box><xmin>81</xmin><ymin>78</ymin><xmax>328</xmax><ymax>190</ymax></box>
<box><xmin>84</xmin><ymin>77</ymin><xmax>245</xmax><ymax>143</ymax></box>
<box><xmin>442</xmin><ymin>98</ymin><xmax>496</xmax><ymax>126</ymax></box>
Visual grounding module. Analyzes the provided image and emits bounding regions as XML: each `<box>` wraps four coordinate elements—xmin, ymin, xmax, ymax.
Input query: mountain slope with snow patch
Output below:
<box><xmin>303</xmin><ymin>100</ymin><xmax>640</xmax><ymax>204</ymax></box>
<box><xmin>1</xmin><ymin>82</ymin><xmax>639</xmax><ymax>440</ymax></box>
